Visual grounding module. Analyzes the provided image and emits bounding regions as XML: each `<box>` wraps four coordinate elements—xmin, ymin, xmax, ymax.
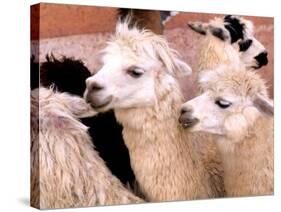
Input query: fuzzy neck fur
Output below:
<box><xmin>115</xmin><ymin>71</ymin><xmax>214</xmax><ymax>201</ymax></box>
<box><xmin>216</xmin><ymin>116</ymin><xmax>273</xmax><ymax>197</ymax></box>
<box><xmin>198</xmin><ymin>36</ymin><xmax>240</xmax><ymax>72</ymax></box>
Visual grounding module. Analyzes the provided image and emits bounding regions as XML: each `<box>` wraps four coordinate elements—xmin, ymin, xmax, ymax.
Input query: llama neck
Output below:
<box><xmin>114</xmin><ymin>74</ymin><xmax>208</xmax><ymax>200</ymax></box>
<box><xmin>216</xmin><ymin>117</ymin><xmax>273</xmax><ymax>196</ymax></box>
<box><xmin>198</xmin><ymin>37</ymin><xmax>239</xmax><ymax>71</ymax></box>
<box><xmin>115</xmin><ymin>74</ymin><xmax>183</xmax><ymax>134</ymax></box>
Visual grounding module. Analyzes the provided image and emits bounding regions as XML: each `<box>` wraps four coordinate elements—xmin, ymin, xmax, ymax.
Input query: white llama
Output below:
<box><xmin>179</xmin><ymin>64</ymin><xmax>273</xmax><ymax>196</ymax></box>
<box><xmin>84</xmin><ymin>20</ymin><xmax>225</xmax><ymax>201</ymax></box>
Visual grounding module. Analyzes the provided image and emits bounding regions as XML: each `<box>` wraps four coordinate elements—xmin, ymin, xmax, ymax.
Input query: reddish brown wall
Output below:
<box><xmin>31</xmin><ymin>3</ymin><xmax>117</xmax><ymax>40</ymax></box>
<box><xmin>31</xmin><ymin>3</ymin><xmax>273</xmax><ymax>98</ymax></box>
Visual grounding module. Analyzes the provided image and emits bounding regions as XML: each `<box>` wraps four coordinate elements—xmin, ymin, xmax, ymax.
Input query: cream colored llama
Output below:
<box><xmin>188</xmin><ymin>15</ymin><xmax>268</xmax><ymax>72</ymax></box>
<box><xmin>84</xmin><ymin>20</ymin><xmax>225</xmax><ymax>201</ymax></box>
<box><xmin>31</xmin><ymin>88</ymin><xmax>143</xmax><ymax>209</ymax></box>
<box><xmin>179</xmin><ymin>64</ymin><xmax>273</xmax><ymax>196</ymax></box>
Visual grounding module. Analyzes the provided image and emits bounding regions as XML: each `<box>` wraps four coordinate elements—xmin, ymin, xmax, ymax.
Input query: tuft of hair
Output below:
<box><xmin>111</xmin><ymin>18</ymin><xmax>192</xmax><ymax>77</ymax></box>
<box><xmin>38</xmin><ymin>87</ymin><xmax>97</xmax><ymax>118</ymax></box>
<box><xmin>40</xmin><ymin>54</ymin><xmax>91</xmax><ymax>97</ymax></box>
<box><xmin>198</xmin><ymin>63</ymin><xmax>269</xmax><ymax>99</ymax></box>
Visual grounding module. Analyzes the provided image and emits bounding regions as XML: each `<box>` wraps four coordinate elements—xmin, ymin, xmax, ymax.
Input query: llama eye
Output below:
<box><xmin>215</xmin><ymin>99</ymin><xmax>232</xmax><ymax>109</ymax></box>
<box><xmin>128</xmin><ymin>68</ymin><xmax>144</xmax><ymax>78</ymax></box>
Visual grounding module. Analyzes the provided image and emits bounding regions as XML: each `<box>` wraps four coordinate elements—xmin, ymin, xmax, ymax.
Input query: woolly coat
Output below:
<box><xmin>114</xmin><ymin>71</ymin><xmax>224</xmax><ymax>201</ymax></box>
<box><xmin>30</xmin><ymin>88</ymin><xmax>143</xmax><ymax>209</ymax></box>
<box><xmin>217</xmin><ymin>117</ymin><xmax>273</xmax><ymax>196</ymax></box>
<box><xmin>198</xmin><ymin>65</ymin><xmax>274</xmax><ymax>197</ymax></box>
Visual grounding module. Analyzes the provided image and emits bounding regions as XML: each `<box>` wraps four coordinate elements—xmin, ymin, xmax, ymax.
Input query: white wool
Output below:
<box><xmin>31</xmin><ymin>88</ymin><xmax>143</xmax><ymax>208</ymax></box>
<box><xmin>85</xmin><ymin>20</ymin><xmax>225</xmax><ymax>201</ymax></box>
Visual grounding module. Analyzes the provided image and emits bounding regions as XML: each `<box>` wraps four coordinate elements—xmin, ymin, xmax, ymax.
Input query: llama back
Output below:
<box><xmin>31</xmin><ymin>88</ymin><xmax>143</xmax><ymax>208</ymax></box>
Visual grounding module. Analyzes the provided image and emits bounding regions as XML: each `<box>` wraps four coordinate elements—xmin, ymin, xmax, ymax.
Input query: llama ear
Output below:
<box><xmin>187</xmin><ymin>21</ymin><xmax>208</xmax><ymax>35</ymax></box>
<box><xmin>174</xmin><ymin>58</ymin><xmax>192</xmax><ymax>77</ymax></box>
<box><xmin>153</xmin><ymin>41</ymin><xmax>192</xmax><ymax>77</ymax></box>
<box><xmin>253</xmin><ymin>94</ymin><xmax>274</xmax><ymax>117</ymax></box>
<box><xmin>208</xmin><ymin>25</ymin><xmax>229</xmax><ymax>41</ymax></box>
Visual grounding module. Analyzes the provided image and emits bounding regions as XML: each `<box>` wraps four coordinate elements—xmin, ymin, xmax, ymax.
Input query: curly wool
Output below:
<box><xmin>199</xmin><ymin>65</ymin><xmax>273</xmax><ymax>196</ymax></box>
<box><xmin>108</xmin><ymin>20</ymin><xmax>225</xmax><ymax>201</ymax></box>
<box><xmin>30</xmin><ymin>88</ymin><xmax>143</xmax><ymax>209</ymax></box>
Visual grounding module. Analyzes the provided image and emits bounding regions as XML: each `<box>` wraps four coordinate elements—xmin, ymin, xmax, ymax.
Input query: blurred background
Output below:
<box><xmin>31</xmin><ymin>3</ymin><xmax>273</xmax><ymax>100</ymax></box>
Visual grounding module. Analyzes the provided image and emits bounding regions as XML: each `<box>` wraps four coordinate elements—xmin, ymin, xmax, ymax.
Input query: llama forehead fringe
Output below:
<box><xmin>199</xmin><ymin>64</ymin><xmax>268</xmax><ymax>98</ymax></box>
<box><xmin>106</xmin><ymin>18</ymin><xmax>189</xmax><ymax>76</ymax></box>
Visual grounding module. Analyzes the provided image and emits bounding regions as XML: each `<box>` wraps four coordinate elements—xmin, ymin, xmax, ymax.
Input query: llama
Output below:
<box><xmin>188</xmin><ymin>15</ymin><xmax>268</xmax><ymax>71</ymax></box>
<box><xmin>37</xmin><ymin>55</ymin><xmax>136</xmax><ymax>187</ymax></box>
<box><xmin>31</xmin><ymin>88</ymin><xmax>143</xmax><ymax>209</ymax></box>
<box><xmin>118</xmin><ymin>8</ymin><xmax>163</xmax><ymax>34</ymax></box>
<box><xmin>84</xmin><ymin>20</ymin><xmax>225</xmax><ymax>201</ymax></box>
<box><xmin>118</xmin><ymin>9</ymin><xmax>179</xmax><ymax>35</ymax></box>
<box><xmin>40</xmin><ymin>55</ymin><xmax>91</xmax><ymax>96</ymax></box>
<box><xmin>160</xmin><ymin>11</ymin><xmax>179</xmax><ymax>25</ymax></box>
<box><xmin>179</xmin><ymin>64</ymin><xmax>273</xmax><ymax>196</ymax></box>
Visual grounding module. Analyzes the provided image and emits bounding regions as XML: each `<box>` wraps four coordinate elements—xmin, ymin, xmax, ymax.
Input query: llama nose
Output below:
<box><xmin>255</xmin><ymin>51</ymin><xmax>268</xmax><ymax>68</ymax></box>
<box><xmin>179</xmin><ymin>115</ymin><xmax>199</xmax><ymax>128</ymax></box>
<box><xmin>88</xmin><ymin>81</ymin><xmax>104</xmax><ymax>92</ymax></box>
<box><xmin>179</xmin><ymin>106</ymin><xmax>199</xmax><ymax>128</ymax></box>
<box><xmin>180</xmin><ymin>106</ymin><xmax>193</xmax><ymax>115</ymax></box>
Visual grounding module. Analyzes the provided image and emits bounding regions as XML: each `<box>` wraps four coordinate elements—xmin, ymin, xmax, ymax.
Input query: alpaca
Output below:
<box><xmin>179</xmin><ymin>64</ymin><xmax>273</xmax><ymax>196</ymax></box>
<box><xmin>160</xmin><ymin>11</ymin><xmax>179</xmax><ymax>25</ymax></box>
<box><xmin>188</xmin><ymin>15</ymin><xmax>268</xmax><ymax>71</ymax></box>
<box><xmin>40</xmin><ymin>55</ymin><xmax>91</xmax><ymax>96</ymax></box>
<box><xmin>31</xmin><ymin>88</ymin><xmax>143</xmax><ymax>209</ymax></box>
<box><xmin>37</xmin><ymin>55</ymin><xmax>136</xmax><ymax>187</ymax></box>
<box><xmin>84</xmin><ymin>20</ymin><xmax>225</xmax><ymax>201</ymax></box>
<box><xmin>118</xmin><ymin>9</ymin><xmax>179</xmax><ymax>35</ymax></box>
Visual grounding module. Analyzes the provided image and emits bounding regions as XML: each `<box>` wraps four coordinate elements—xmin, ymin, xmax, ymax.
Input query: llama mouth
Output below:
<box><xmin>251</xmin><ymin>63</ymin><xmax>266</xmax><ymax>70</ymax></box>
<box><xmin>179</xmin><ymin>116</ymin><xmax>199</xmax><ymax>128</ymax></box>
<box><xmin>89</xmin><ymin>96</ymin><xmax>113</xmax><ymax>110</ymax></box>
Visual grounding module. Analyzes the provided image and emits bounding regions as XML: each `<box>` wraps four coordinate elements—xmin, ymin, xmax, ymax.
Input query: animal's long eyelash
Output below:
<box><xmin>215</xmin><ymin>98</ymin><xmax>232</xmax><ymax>109</ymax></box>
<box><xmin>127</xmin><ymin>66</ymin><xmax>144</xmax><ymax>78</ymax></box>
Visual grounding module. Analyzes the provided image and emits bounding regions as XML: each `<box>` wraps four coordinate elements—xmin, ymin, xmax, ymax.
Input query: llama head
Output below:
<box><xmin>235</xmin><ymin>37</ymin><xmax>268</xmax><ymax>69</ymax></box>
<box><xmin>187</xmin><ymin>15</ymin><xmax>268</xmax><ymax>70</ymax></box>
<box><xmin>84</xmin><ymin>19</ymin><xmax>192</xmax><ymax>112</ymax></box>
<box><xmin>179</xmin><ymin>64</ymin><xmax>273</xmax><ymax>141</ymax></box>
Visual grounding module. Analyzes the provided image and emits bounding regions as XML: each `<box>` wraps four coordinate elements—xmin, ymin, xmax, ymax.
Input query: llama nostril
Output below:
<box><xmin>181</xmin><ymin>106</ymin><xmax>193</xmax><ymax>115</ymax></box>
<box><xmin>255</xmin><ymin>51</ymin><xmax>268</xmax><ymax>68</ymax></box>
<box><xmin>89</xmin><ymin>82</ymin><xmax>104</xmax><ymax>92</ymax></box>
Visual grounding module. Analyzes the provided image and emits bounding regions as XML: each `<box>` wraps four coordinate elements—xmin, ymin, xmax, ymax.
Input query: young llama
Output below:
<box><xmin>84</xmin><ymin>20</ymin><xmax>225</xmax><ymax>201</ymax></box>
<box><xmin>179</xmin><ymin>64</ymin><xmax>273</xmax><ymax>196</ymax></box>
